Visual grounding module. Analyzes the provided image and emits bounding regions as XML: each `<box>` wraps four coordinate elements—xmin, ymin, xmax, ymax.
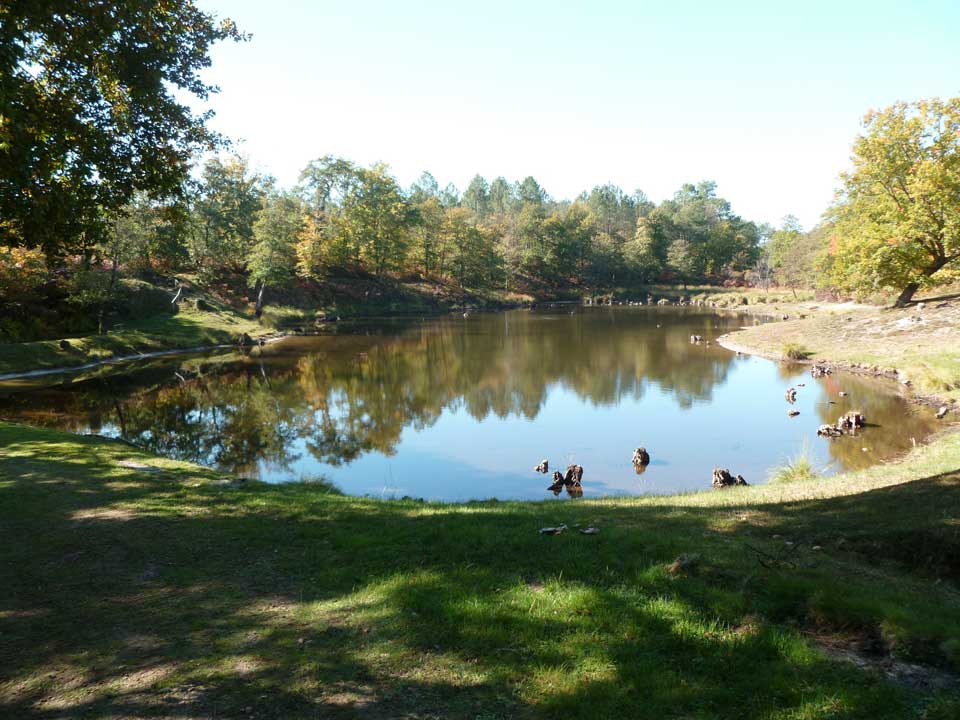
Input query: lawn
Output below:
<box><xmin>1</xmin><ymin>421</ymin><xmax>959</xmax><ymax>718</ymax></box>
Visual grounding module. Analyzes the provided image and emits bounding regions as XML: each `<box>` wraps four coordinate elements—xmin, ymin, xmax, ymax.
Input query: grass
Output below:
<box><xmin>769</xmin><ymin>441</ymin><xmax>821</xmax><ymax>484</ymax></box>
<box><xmin>2</xmin><ymin>421</ymin><xmax>960</xmax><ymax>718</ymax></box>
<box><xmin>783</xmin><ymin>342</ymin><xmax>813</xmax><ymax>361</ymax></box>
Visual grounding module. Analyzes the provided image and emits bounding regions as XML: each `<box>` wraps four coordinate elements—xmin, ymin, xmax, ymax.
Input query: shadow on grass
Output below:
<box><xmin>1</xmin><ymin>426</ymin><xmax>959</xmax><ymax>718</ymax></box>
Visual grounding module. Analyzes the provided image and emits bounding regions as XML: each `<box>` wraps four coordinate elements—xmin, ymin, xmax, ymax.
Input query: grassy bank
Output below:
<box><xmin>2</xmin><ymin>421</ymin><xmax>959</xmax><ymax>718</ymax></box>
<box><xmin>720</xmin><ymin>295</ymin><xmax>960</xmax><ymax>403</ymax></box>
<box><xmin>0</xmin><ymin>302</ymin><xmax>266</xmax><ymax>377</ymax></box>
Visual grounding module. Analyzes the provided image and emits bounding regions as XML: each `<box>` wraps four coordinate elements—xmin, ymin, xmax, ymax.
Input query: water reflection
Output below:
<box><xmin>0</xmin><ymin>308</ymin><xmax>942</xmax><ymax>500</ymax></box>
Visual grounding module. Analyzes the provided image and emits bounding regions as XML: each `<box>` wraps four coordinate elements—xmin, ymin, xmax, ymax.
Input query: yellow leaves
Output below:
<box><xmin>0</xmin><ymin>247</ymin><xmax>48</xmax><ymax>299</ymax></box>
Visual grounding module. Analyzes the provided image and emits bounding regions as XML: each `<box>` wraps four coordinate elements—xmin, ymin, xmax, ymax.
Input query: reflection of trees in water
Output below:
<box><xmin>0</xmin><ymin>310</ymin><xmax>758</xmax><ymax>475</ymax></box>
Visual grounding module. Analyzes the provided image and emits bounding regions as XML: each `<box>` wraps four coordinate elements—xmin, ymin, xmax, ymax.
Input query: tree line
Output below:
<box><xmin>97</xmin><ymin>158</ymin><xmax>772</xmax><ymax>311</ymax></box>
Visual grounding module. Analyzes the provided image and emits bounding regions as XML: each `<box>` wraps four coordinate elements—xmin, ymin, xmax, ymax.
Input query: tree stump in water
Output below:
<box><xmin>837</xmin><ymin>411</ymin><xmax>865</xmax><ymax>431</ymax></box>
<box><xmin>811</xmin><ymin>365</ymin><xmax>831</xmax><ymax>378</ymax></box>
<box><xmin>563</xmin><ymin>464</ymin><xmax>584</xmax><ymax>488</ymax></box>
<box><xmin>547</xmin><ymin>471</ymin><xmax>565</xmax><ymax>493</ymax></box>
<box><xmin>817</xmin><ymin>424</ymin><xmax>844</xmax><ymax>438</ymax></box>
<box><xmin>632</xmin><ymin>447</ymin><xmax>650</xmax><ymax>467</ymax></box>
<box><xmin>712</xmin><ymin>468</ymin><xmax>748</xmax><ymax>488</ymax></box>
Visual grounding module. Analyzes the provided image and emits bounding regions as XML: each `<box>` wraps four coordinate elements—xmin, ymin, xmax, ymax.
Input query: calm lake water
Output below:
<box><xmin>0</xmin><ymin>307</ymin><xmax>940</xmax><ymax>501</ymax></box>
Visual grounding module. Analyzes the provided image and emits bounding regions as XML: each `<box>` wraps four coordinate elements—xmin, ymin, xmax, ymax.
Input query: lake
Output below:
<box><xmin>0</xmin><ymin>307</ymin><xmax>939</xmax><ymax>501</ymax></box>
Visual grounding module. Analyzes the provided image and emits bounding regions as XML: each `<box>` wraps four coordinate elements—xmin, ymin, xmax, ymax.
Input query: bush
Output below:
<box><xmin>117</xmin><ymin>279</ymin><xmax>176</xmax><ymax>319</ymax></box>
<box><xmin>0</xmin><ymin>247</ymin><xmax>47</xmax><ymax>299</ymax></box>
<box><xmin>769</xmin><ymin>441</ymin><xmax>820</xmax><ymax>484</ymax></box>
<box><xmin>783</xmin><ymin>343</ymin><xmax>811</xmax><ymax>360</ymax></box>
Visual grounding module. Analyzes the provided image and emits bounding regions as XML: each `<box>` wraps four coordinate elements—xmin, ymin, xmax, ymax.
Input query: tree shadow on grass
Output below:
<box><xmin>1</xmin><ymin>427</ymin><xmax>959</xmax><ymax>718</ymax></box>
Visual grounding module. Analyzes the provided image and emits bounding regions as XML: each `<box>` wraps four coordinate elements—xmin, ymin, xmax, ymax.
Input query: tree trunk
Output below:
<box><xmin>255</xmin><ymin>281</ymin><xmax>266</xmax><ymax>317</ymax></box>
<box><xmin>894</xmin><ymin>282</ymin><xmax>919</xmax><ymax>307</ymax></box>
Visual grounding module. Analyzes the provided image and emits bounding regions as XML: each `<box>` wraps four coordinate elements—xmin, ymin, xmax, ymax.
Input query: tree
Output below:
<box><xmin>0</xmin><ymin>1</ymin><xmax>244</xmax><ymax>258</ymax></box>
<box><xmin>625</xmin><ymin>214</ymin><xmax>670</xmax><ymax>282</ymax></box>
<box><xmin>488</xmin><ymin>177</ymin><xmax>513</xmax><ymax>216</ymax></box>
<box><xmin>249</xmin><ymin>193</ymin><xmax>303</xmax><ymax>314</ymax></box>
<box><xmin>828</xmin><ymin>97</ymin><xmax>960</xmax><ymax>306</ymax></box>
<box><xmin>344</xmin><ymin>165</ymin><xmax>414</xmax><ymax>275</ymax></box>
<box><xmin>462</xmin><ymin>175</ymin><xmax>490</xmax><ymax>218</ymax></box>
<box><xmin>190</xmin><ymin>156</ymin><xmax>268</xmax><ymax>276</ymax></box>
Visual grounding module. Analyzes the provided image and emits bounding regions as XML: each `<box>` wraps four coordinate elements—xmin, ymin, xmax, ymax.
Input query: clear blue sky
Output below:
<box><xmin>195</xmin><ymin>0</ymin><xmax>959</xmax><ymax>229</ymax></box>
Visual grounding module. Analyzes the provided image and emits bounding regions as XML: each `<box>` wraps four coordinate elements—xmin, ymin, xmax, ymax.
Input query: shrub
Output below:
<box><xmin>783</xmin><ymin>343</ymin><xmax>812</xmax><ymax>360</ymax></box>
<box><xmin>0</xmin><ymin>247</ymin><xmax>47</xmax><ymax>299</ymax></box>
<box><xmin>117</xmin><ymin>279</ymin><xmax>176</xmax><ymax>319</ymax></box>
<box><xmin>769</xmin><ymin>441</ymin><xmax>820</xmax><ymax>484</ymax></box>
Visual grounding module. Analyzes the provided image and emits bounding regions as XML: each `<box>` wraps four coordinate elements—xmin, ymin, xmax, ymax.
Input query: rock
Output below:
<box><xmin>712</xmin><ymin>468</ymin><xmax>748</xmax><ymax>488</ymax></box>
<box><xmin>936</xmin><ymin>406</ymin><xmax>949</xmax><ymax>419</ymax></box>
<box><xmin>788</xmin><ymin>410</ymin><xmax>800</xmax><ymax>417</ymax></box>
<box><xmin>534</xmin><ymin>459</ymin><xmax>549</xmax><ymax>474</ymax></box>
<box><xmin>785</xmin><ymin>388</ymin><xmax>797</xmax><ymax>402</ymax></box>
<box><xmin>632</xmin><ymin>447</ymin><xmax>650</xmax><ymax>467</ymax></box>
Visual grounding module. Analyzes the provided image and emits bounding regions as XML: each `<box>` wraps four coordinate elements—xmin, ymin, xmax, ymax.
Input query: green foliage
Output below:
<box><xmin>248</xmin><ymin>193</ymin><xmax>303</xmax><ymax>289</ymax></box>
<box><xmin>65</xmin><ymin>269</ymin><xmax>117</xmax><ymax>310</ymax></box>
<box><xmin>190</xmin><ymin>156</ymin><xmax>269</xmax><ymax>276</ymax></box>
<box><xmin>0</xmin><ymin>2</ymin><xmax>244</xmax><ymax>259</ymax></box>
<box><xmin>826</xmin><ymin>97</ymin><xmax>960</xmax><ymax>305</ymax></box>
<box><xmin>116</xmin><ymin>279</ymin><xmax>176</xmax><ymax>320</ymax></box>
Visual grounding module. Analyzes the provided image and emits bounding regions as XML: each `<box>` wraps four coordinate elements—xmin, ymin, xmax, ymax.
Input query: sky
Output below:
<box><xmin>194</xmin><ymin>0</ymin><xmax>960</xmax><ymax>230</ymax></box>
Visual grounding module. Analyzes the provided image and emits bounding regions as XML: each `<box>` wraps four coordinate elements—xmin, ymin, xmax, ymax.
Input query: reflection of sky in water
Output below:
<box><xmin>260</xmin><ymin>355</ymin><xmax>903</xmax><ymax>502</ymax></box>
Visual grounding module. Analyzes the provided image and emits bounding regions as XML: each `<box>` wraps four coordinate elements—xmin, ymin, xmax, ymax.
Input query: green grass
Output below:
<box><xmin>2</xmin><ymin>421</ymin><xmax>960</xmax><ymax>718</ymax></box>
<box><xmin>769</xmin><ymin>441</ymin><xmax>821</xmax><ymax>484</ymax></box>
